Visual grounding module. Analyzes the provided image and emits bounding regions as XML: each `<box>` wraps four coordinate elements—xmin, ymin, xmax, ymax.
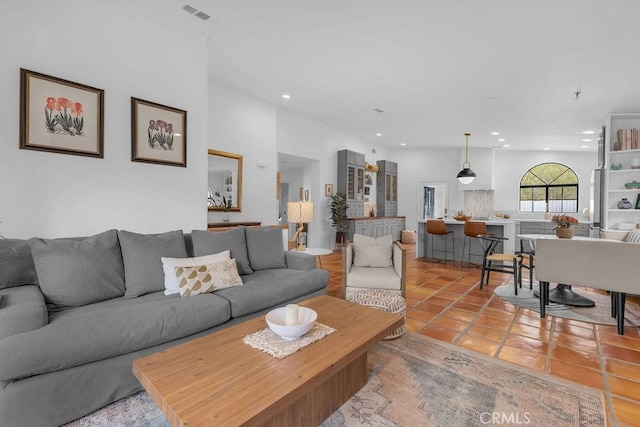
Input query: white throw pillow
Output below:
<box><xmin>352</xmin><ymin>234</ymin><xmax>393</xmax><ymax>268</ymax></box>
<box><xmin>175</xmin><ymin>259</ymin><xmax>244</xmax><ymax>298</ymax></box>
<box><xmin>161</xmin><ymin>251</ymin><xmax>230</xmax><ymax>295</ymax></box>
<box><xmin>625</xmin><ymin>228</ymin><xmax>640</xmax><ymax>243</ymax></box>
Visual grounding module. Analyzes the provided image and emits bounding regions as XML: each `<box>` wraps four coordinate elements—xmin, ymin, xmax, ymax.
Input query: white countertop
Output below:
<box><xmin>419</xmin><ymin>219</ymin><xmax>514</xmax><ymax>226</ymax></box>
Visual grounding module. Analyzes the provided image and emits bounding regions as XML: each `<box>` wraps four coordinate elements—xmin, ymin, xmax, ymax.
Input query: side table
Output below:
<box><xmin>292</xmin><ymin>247</ymin><xmax>333</xmax><ymax>269</ymax></box>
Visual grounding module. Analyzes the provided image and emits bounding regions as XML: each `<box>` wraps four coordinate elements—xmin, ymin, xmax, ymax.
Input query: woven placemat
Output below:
<box><xmin>243</xmin><ymin>323</ymin><xmax>336</xmax><ymax>359</ymax></box>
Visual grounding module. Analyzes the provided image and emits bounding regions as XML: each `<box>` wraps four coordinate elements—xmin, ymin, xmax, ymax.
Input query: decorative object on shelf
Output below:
<box><xmin>288</xmin><ymin>201</ymin><xmax>314</xmax><ymax>251</ymax></box>
<box><xmin>364</xmin><ymin>162</ymin><xmax>380</xmax><ymax>172</ymax></box>
<box><xmin>324</xmin><ymin>183</ymin><xmax>333</xmax><ymax>197</ymax></box>
<box><xmin>631</xmin><ymin>158</ymin><xmax>640</xmax><ymax>169</ymax></box>
<box><xmin>20</xmin><ymin>68</ymin><xmax>105</xmax><ymax>158</ymax></box>
<box><xmin>131</xmin><ymin>97</ymin><xmax>187</xmax><ymax>167</ymax></box>
<box><xmin>624</xmin><ymin>181</ymin><xmax>640</xmax><ymax>189</ymax></box>
<box><xmin>616</xmin><ymin>128</ymin><xmax>639</xmax><ymax>151</ymax></box>
<box><xmin>617</xmin><ymin>198</ymin><xmax>633</xmax><ymax>209</ymax></box>
<box><xmin>551</xmin><ymin>214</ymin><xmax>578</xmax><ymax>239</ymax></box>
<box><xmin>611</xmin><ymin>163</ymin><xmax>622</xmax><ymax>170</ymax></box>
<box><xmin>456</xmin><ymin>133</ymin><xmax>476</xmax><ymax>184</ymax></box>
<box><xmin>453</xmin><ymin>214</ymin><xmax>472</xmax><ymax>221</ymax></box>
<box><xmin>635</xmin><ymin>194</ymin><xmax>640</xmax><ymax>210</ymax></box>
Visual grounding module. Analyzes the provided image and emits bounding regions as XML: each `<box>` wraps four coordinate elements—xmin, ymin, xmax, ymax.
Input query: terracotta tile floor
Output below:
<box><xmin>320</xmin><ymin>243</ymin><xmax>640</xmax><ymax>426</ymax></box>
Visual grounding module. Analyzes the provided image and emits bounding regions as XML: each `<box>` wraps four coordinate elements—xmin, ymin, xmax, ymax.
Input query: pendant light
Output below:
<box><xmin>457</xmin><ymin>132</ymin><xmax>476</xmax><ymax>184</ymax></box>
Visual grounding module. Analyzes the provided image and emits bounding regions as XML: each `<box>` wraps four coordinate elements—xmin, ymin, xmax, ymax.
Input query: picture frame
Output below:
<box><xmin>325</xmin><ymin>183</ymin><xmax>334</xmax><ymax>197</ymax></box>
<box><xmin>20</xmin><ymin>68</ymin><xmax>104</xmax><ymax>158</ymax></box>
<box><xmin>131</xmin><ymin>97</ymin><xmax>187</xmax><ymax>167</ymax></box>
<box><xmin>364</xmin><ymin>186</ymin><xmax>370</xmax><ymax>195</ymax></box>
<box><xmin>635</xmin><ymin>193</ymin><xmax>640</xmax><ymax>210</ymax></box>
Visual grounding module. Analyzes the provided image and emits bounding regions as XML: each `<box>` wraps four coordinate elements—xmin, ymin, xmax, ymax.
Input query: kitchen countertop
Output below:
<box><xmin>419</xmin><ymin>218</ymin><xmax>590</xmax><ymax>224</ymax></box>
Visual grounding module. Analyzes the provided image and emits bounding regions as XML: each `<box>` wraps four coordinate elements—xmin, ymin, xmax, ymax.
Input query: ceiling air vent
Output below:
<box><xmin>182</xmin><ymin>4</ymin><xmax>211</xmax><ymax>21</ymax></box>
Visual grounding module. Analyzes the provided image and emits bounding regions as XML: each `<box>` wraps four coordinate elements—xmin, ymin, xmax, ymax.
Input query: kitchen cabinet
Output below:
<box><xmin>604</xmin><ymin>114</ymin><xmax>640</xmax><ymax>230</ymax></box>
<box><xmin>337</xmin><ymin>150</ymin><xmax>365</xmax><ymax>218</ymax></box>
<box><xmin>376</xmin><ymin>160</ymin><xmax>398</xmax><ymax>216</ymax></box>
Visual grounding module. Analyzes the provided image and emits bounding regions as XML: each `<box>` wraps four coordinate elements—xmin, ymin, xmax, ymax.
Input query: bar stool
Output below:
<box><xmin>425</xmin><ymin>220</ymin><xmax>455</xmax><ymax>262</ymax></box>
<box><xmin>461</xmin><ymin>221</ymin><xmax>491</xmax><ymax>266</ymax></box>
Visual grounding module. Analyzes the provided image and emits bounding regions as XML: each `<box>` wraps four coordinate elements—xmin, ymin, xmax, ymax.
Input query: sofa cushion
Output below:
<box><xmin>28</xmin><ymin>230</ymin><xmax>125</xmax><ymax>310</ymax></box>
<box><xmin>0</xmin><ymin>285</ymin><xmax>47</xmax><ymax>341</ymax></box>
<box><xmin>191</xmin><ymin>228</ymin><xmax>253</xmax><ymax>275</ymax></box>
<box><xmin>215</xmin><ymin>268</ymin><xmax>328</xmax><ymax>317</ymax></box>
<box><xmin>0</xmin><ymin>239</ymin><xmax>38</xmax><ymax>289</ymax></box>
<box><xmin>245</xmin><ymin>227</ymin><xmax>286</xmax><ymax>271</ymax></box>
<box><xmin>352</xmin><ymin>234</ymin><xmax>393</xmax><ymax>268</ymax></box>
<box><xmin>119</xmin><ymin>230</ymin><xmax>188</xmax><ymax>298</ymax></box>
<box><xmin>161</xmin><ymin>251</ymin><xmax>231</xmax><ymax>296</ymax></box>
<box><xmin>0</xmin><ymin>291</ymin><xmax>231</xmax><ymax>382</ymax></box>
<box><xmin>176</xmin><ymin>259</ymin><xmax>243</xmax><ymax>297</ymax></box>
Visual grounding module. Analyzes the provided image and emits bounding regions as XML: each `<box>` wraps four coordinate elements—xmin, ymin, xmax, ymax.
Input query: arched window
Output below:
<box><xmin>519</xmin><ymin>163</ymin><xmax>578</xmax><ymax>213</ymax></box>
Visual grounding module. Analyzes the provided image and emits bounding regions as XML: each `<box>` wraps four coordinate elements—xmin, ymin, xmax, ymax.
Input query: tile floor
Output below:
<box><xmin>320</xmin><ymin>243</ymin><xmax>640</xmax><ymax>426</ymax></box>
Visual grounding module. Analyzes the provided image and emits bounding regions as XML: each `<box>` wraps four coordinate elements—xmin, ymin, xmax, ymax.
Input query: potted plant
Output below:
<box><xmin>551</xmin><ymin>214</ymin><xmax>578</xmax><ymax>238</ymax></box>
<box><xmin>329</xmin><ymin>192</ymin><xmax>349</xmax><ymax>247</ymax></box>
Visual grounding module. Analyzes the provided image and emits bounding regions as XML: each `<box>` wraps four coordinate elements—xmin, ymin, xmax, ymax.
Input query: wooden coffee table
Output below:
<box><xmin>132</xmin><ymin>295</ymin><xmax>403</xmax><ymax>426</ymax></box>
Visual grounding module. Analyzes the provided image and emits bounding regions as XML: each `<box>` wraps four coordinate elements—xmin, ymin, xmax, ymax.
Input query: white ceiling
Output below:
<box><xmin>171</xmin><ymin>0</ymin><xmax>640</xmax><ymax>152</ymax></box>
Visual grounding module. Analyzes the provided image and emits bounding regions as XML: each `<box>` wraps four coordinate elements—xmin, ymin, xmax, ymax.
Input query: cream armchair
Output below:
<box><xmin>342</xmin><ymin>234</ymin><xmax>406</xmax><ymax>299</ymax></box>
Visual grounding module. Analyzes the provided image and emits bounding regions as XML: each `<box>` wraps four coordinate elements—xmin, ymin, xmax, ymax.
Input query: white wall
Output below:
<box><xmin>0</xmin><ymin>1</ymin><xmax>208</xmax><ymax>238</ymax></box>
<box><xmin>208</xmin><ymin>81</ymin><xmax>278</xmax><ymax>226</ymax></box>
<box><xmin>492</xmin><ymin>149</ymin><xmax>598</xmax><ymax>215</ymax></box>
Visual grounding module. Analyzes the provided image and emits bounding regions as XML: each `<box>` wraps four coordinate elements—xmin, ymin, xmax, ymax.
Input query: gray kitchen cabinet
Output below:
<box><xmin>376</xmin><ymin>160</ymin><xmax>398</xmax><ymax>216</ymax></box>
<box><xmin>337</xmin><ymin>150</ymin><xmax>365</xmax><ymax>218</ymax></box>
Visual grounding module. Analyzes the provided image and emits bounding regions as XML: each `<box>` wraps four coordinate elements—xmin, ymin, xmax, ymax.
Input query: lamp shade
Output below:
<box><xmin>287</xmin><ymin>201</ymin><xmax>314</xmax><ymax>223</ymax></box>
<box><xmin>457</xmin><ymin>165</ymin><xmax>476</xmax><ymax>184</ymax></box>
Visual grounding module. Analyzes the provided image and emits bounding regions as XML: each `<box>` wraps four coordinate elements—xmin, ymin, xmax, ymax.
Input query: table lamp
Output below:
<box><xmin>287</xmin><ymin>201</ymin><xmax>314</xmax><ymax>250</ymax></box>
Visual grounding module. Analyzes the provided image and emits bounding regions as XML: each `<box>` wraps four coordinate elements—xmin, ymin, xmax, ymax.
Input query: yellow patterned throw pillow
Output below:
<box><xmin>175</xmin><ymin>259</ymin><xmax>243</xmax><ymax>298</ymax></box>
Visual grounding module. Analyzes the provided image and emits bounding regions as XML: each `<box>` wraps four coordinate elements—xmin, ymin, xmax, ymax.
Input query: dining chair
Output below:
<box><xmin>477</xmin><ymin>235</ymin><xmax>521</xmax><ymax>293</ymax></box>
<box><xmin>425</xmin><ymin>220</ymin><xmax>455</xmax><ymax>263</ymax></box>
<box><xmin>517</xmin><ymin>238</ymin><xmax>535</xmax><ymax>290</ymax></box>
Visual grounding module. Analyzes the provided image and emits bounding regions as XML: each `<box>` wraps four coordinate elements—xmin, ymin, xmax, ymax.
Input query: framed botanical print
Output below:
<box><xmin>131</xmin><ymin>97</ymin><xmax>187</xmax><ymax>167</ymax></box>
<box><xmin>20</xmin><ymin>68</ymin><xmax>104</xmax><ymax>158</ymax></box>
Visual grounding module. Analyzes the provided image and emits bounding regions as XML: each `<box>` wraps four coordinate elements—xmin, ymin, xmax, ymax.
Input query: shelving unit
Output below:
<box><xmin>376</xmin><ymin>160</ymin><xmax>398</xmax><ymax>216</ymax></box>
<box><xmin>337</xmin><ymin>150</ymin><xmax>365</xmax><ymax>218</ymax></box>
<box><xmin>604</xmin><ymin>114</ymin><xmax>640</xmax><ymax>229</ymax></box>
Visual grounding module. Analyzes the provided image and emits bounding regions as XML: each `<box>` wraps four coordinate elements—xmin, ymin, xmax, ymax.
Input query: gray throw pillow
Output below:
<box><xmin>245</xmin><ymin>227</ymin><xmax>287</xmax><ymax>271</ymax></box>
<box><xmin>625</xmin><ymin>228</ymin><xmax>640</xmax><ymax>243</ymax></box>
<box><xmin>0</xmin><ymin>239</ymin><xmax>39</xmax><ymax>289</ymax></box>
<box><xmin>191</xmin><ymin>228</ymin><xmax>253</xmax><ymax>275</ymax></box>
<box><xmin>28</xmin><ymin>230</ymin><xmax>125</xmax><ymax>310</ymax></box>
<box><xmin>119</xmin><ymin>230</ymin><xmax>188</xmax><ymax>298</ymax></box>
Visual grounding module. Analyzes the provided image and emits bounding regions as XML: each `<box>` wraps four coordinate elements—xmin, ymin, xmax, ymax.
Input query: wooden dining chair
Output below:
<box><xmin>477</xmin><ymin>235</ymin><xmax>521</xmax><ymax>293</ymax></box>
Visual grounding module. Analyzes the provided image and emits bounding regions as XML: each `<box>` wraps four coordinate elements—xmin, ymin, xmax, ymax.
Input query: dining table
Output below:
<box><xmin>517</xmin><ymin>233</ymin><xmax>621</xmax><ymax>307</ymax></box>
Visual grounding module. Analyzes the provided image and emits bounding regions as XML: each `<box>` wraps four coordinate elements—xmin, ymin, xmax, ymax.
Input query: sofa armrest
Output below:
<box><xmin>0</xmin><ymin>285</ymin><xmax>48</xmax><ymax>341</ymax></box>
<box><xmin>284</xmin><ymin>251</ymin><xmax>316</xmax><ymax>270</ymax></box>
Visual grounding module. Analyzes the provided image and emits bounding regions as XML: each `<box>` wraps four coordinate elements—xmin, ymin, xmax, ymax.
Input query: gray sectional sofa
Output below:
<box><xmin>0</xmin><ymin>226</ymin><xmax>328</xmax><ymax>427</ymax></box>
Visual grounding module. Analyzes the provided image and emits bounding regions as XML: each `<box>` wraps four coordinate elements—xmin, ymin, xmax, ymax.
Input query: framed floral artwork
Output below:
<box><xmin>20</xmin><ymin>68</ymin><xmax>104</xmax><ymax>158</ymax></box>
<box><xmin>131</xmin><ymin>97</ymin><xmax>187</xmax><ymax>167</ymax></box>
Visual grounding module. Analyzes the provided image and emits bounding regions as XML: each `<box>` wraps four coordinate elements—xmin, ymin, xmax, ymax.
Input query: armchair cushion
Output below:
<box><xmin>352</xmin><ymin>234</ymin><xmax>393</xmax><ymax>268</ymax></box>
<box><xmin>346</xmin><ymin>267</ymin><xmax>402</xmax><ymax>290</ymax></box>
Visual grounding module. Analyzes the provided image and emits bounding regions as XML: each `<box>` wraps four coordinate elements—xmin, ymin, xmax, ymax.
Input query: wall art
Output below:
<box><xmin>131</xmin><ymin>97</ymin><xmax>186</xmax><ymax>167</ymax></box>
<box><xmin>20</xmin><ymin>68</ymin><xmax>104</xmax><ymax>158</ymax></box>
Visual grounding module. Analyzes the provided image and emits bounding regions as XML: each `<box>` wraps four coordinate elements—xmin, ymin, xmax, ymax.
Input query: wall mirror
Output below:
<box><xmin>420</xmin><ymin>181</ymin><xmax>448</xmax><ymax>219</ymax></box>
<box><xmin>208</xmin><ymin>149</ymin><xmax>243</xmax><ymax>212</ymax></box>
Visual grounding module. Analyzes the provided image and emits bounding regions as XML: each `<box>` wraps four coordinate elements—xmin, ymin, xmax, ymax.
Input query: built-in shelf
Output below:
<box><xmin>610</xmin><ymin>148</ymin><xmax>640</xmax><ymax>155</ymax></box>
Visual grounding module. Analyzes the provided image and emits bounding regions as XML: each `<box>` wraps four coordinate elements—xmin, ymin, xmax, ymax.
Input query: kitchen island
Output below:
<box><xmin>417</xmin><ymin>219</ymin><xmax>516</xmax><ymax>261</ymax></box>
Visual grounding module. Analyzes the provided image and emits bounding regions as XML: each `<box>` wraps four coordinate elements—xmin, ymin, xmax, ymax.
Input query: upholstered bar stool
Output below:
<box><xmin>425</xmin><ymin>220</ymin><xmax>455</xmax><ymax>263</ymax></box>
<box><xmin>461</xmin><ymin>221</ymin><xmax>491</xmax><ymax>266</ymax></box>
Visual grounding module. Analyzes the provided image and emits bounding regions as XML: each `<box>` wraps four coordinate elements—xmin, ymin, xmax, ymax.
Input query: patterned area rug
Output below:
<box><xmin>65</xmin><ymin>333</ymin><xmax>605</xmax><ymax>427</ymax></box>
<box><xmin>494</xmin><ymin>283</ymin><xmax>640</xmax><ymax>326</ymax></box>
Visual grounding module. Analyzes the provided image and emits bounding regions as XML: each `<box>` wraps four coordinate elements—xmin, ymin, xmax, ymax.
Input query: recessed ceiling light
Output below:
<box><xmin>400</xmin><ymin>143</ymin><xmax>406</xmax><ymax>146</ymax></box>
<box><xmin>282</xmin><ymin>94</ymin><xmax>291</xmax><ymax>99</ymax></box>
<box><xmin>375</xmin><ymin>133</ymin><xmax>382</xmax><ymax>137</ymax></box>
<box><xmin>582</xmin><ymin>130</ymin><xmax>595</xmax><ymax>134</ymax></box>
<box><xmin>502</xmin><ymin>144</ymin><xmax>510</xmax><ymax>148</ymax></box>
<box><xmin>491</xmin><ymin>132</ymin><xmax>500</xmax><ymax>136</ymax></box>
<box><xmin>581</xmin><ymin>138</ymin><xmax>592</xmax><ymax>142</ymax></box>
<box><xmin>543</xmin><ymin>147</ymin><xmax>551</xmax><ymax>151</ymax></box>
<box><xmin>497</xmin><ymin>138</ymin><xmax>505</xmax><ymax>142</ymax></box>
<box><xmin>580</xmin><ymin>145</ymin><xmax>589</xmax><ymax>148</ymax></box>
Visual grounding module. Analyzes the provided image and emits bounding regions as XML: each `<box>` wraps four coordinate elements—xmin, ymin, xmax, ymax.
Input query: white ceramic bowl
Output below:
<box><xmin>266</xmin><ymin>307</ymin><xmax>317</xmax><ymax>340</ymax></box>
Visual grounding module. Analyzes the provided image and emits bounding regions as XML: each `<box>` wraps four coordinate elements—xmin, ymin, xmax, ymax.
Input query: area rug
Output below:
<box><xmin>64</xmin><ymin>333</ymin><xmax>605</xmax><ymax>427</ymax></box>
<box><xmin>494</xmin><ymin>283</ymin><xmax>640</xmax><ymax>326</ymax></box>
